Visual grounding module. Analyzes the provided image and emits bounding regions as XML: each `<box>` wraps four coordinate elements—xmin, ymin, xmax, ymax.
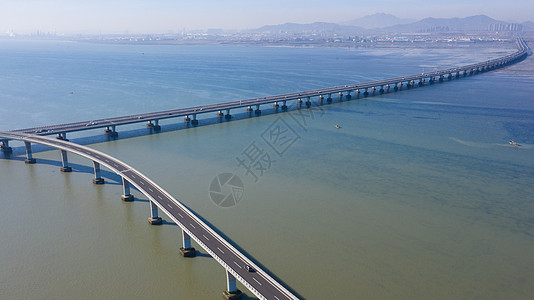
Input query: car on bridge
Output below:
<box><xmin>245</xmin><ymin>265</ymin><xmax>255</xmax><ymax>272</ymax></box>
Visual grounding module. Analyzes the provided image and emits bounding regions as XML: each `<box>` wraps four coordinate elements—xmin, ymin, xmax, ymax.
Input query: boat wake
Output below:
<box><xmin>449</xmin><ymin>137</ymin><xmax>534</xmax><ymax>149</ymax></box>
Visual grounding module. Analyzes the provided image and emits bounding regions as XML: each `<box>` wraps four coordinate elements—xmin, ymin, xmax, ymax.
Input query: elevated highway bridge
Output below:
<box><xmin>1</xmin><ymin>37</ymin><xmax>530</xmax><ymax>299</ymax></box>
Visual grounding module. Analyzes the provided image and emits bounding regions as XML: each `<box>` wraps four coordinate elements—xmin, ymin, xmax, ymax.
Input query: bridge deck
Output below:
<box><xmin>8</xmin><ymin>38</ymin><xmax>530</xmax><ymax>137</ymax></box>
<box><xmin>0</xmin><ymin>131</ymin><xmax>297</xmax><ymax>300</ymax></box>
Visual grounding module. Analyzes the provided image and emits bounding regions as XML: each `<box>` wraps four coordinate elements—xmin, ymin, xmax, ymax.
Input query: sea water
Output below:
<box><xmin>0</xmin><ymin>39</ymin><xmax>533</xmax><ymax>299</ymax></box>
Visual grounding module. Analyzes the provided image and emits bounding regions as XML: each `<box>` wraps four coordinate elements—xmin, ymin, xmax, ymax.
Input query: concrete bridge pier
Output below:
<box><xmin>363</xmin><ymin>88</ymin><xmax>369</xmax><ymax>97</ymax></box>
<box><xmin>281</xmin><ymin>101</ymin><xmax>288</xmax><ymax>111</ymax></box>
<box><xmin>121</xmin><ymin>177</ymin><xmax>134</xmax><ymax>202</ymax></box>
<box><xmin>92</xmin><ymin>161</ymin><xmax>104</xmax><ymax>184</ymax></box>
<box><xmin>318</xmin><ymin>95</ymin><xmax>324</xmax><ymax>105</ymax></box>
<box><xmin>225</xmin><ymin>109</ymin><xmax>232</xmax><ymax>120</ymax></box>
<box><xmin>192</xmin><ymin>114</ymin><xmax>199</xmax><ymax>126</ymax></box>
<box><xmin>60</xmin><ymin>150</ymin><xmax>72</xmax><ymax>172</ymax></box>
<box><xmin>148</xmin><ymin>200</ymin><xmax>162</xmax><ymax>225</ymax></box>
<box><xmin>338</xmin><ymin>92</ymin><xmax>343</xmax><ymax>101</ymax></box>
<box><xmin>105</xmin><ymin>125</ymin><xmax>118</xmax><ymax>138</ymax></box>
<box><xmin>223</xmin><ymin>271</ymin><xmax>243</xmax><ymax>300</ymax></box>
<box><xmin>146</xmin><ymin>121</ymin><xmax>154</xmax><ymax>128</ymax></box>
<box><xmin>180</xmin><ymin>230</ymin><xmax>196</xmax><ymax>257</ymax></box>
<box><xmin>406</xmin><ymin>81</ymin><xmax>412</xmax><ymax>89</ymax></box>
<box><xmin>1</xmin><ymin>139</ymin><xmax>12</xmax><ymax>153</ymax></box>
<box><xmin>429</xmin><ymin>77</ymin><xmax>435</xmax><ymax>85</ymax></box>
<box><xmin>371</xmin><ymin>87</ymin><xmax>376</xmax><ymax>95</ymax></box>
<box><xmin>56</xmin><ymin>132</ymin><xmax>68</xmax><ymax>141</ymax></box>
<box><xmin>327</xmin><ymin>93</ymin><xmax>332</xmax><ymax>104</ymax></box>
<box><xmin>254</xmin><ymin>105</ymin><xmax>261</xmax><ymax>116</ymax></box>
<box><xmin>246</xmin><ymin>106</ymin><xmax>253</xmax><ymax>113</ymax></box>
<box><xmin>346</xmin><ymin>90</ymin><xmax>352</xmax><ymax>99</ymax></box>
<box><xmin>217</xmin><ymin>110</ymin><xmax>224</xmax><ymax>118</ymax></box>
<box><xmin>273</xmin><ymin>102</ymin><xmax>280</xmax><ymax>109</ymax></box>
<box><xmin>394</xmin><ymin>84</ymin><xmax>399</xmax><ymax>92</ymax></box>
<box><xmin>355</xmin><ymin>89</ymin><xmax>360</xmax><ymax>98</ymax></box>
<box><xmin>153</xmin><ymin>120</ymin><xmax>161</xmax><ymax>131</ymax></box>
<box><xmin>24</xmin><ymin>142</ymin><xmax>36</xmax><ymax>164</ymax></box>
<box><xmin>305</xmin><ymin>96</ymin><xmax>311</xmax><ymax>108</ymax></box>
<box><xmin>439</xmin><ymin>75</ymin><xmax>444</xmax><ymax>82</ymax></box>
<box><xmin>448</xmin><ymin>73</ymin><xmax>453</xmax><ymax>80</ymax></box>
<box><xmin>379</xmin><ymin>86</ymin><xmax>384</xmax><ymax>94</ymax></box>
<box><xmin>184</xmin><ymin>115</ymin><xmax>191</xmax><ymax>123</ymax></box>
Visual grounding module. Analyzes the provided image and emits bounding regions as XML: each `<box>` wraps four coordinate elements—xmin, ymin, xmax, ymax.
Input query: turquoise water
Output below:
<box><xmin>1</xmin><ymin>40</ymin><xmax>534</xmax><ymax>299</ymax></box>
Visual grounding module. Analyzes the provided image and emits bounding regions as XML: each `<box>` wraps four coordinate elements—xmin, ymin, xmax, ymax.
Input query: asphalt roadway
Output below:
<box><xmin>0</xmin><ymin>131</ymin><xmax>298</xmax><ymax>300</ymax></box>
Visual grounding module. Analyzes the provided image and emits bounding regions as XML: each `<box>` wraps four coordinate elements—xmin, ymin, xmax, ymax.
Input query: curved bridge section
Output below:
<box><xmin>0</xmin><ymin>131</ymin><xmax>298</xmax><ymax>300</ymax></box>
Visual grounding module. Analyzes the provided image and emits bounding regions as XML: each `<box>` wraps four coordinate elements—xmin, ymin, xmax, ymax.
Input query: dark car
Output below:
<box><xmin>245</xmin><ymin>265</ymin><xmax>255</xmax><ymax>272</ymax></box>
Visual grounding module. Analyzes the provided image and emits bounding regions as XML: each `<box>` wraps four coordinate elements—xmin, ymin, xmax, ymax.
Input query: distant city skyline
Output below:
<box><xmin>2</xmin><ymin>0</ymin><xmax>533</xmax><ymax>34</ymax></box>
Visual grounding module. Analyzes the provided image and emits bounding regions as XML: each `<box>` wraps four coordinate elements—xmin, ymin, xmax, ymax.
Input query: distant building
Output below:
<box><xmin>489</xmin><ymin>23</ymin><xmax>523</xmax><ymax>32</ymax></box>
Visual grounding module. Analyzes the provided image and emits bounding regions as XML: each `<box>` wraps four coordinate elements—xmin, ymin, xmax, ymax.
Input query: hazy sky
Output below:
<box><xmin>1</xmin><ymin>0</ymin><xmax>533</xmax><ymax>34</ymax></box>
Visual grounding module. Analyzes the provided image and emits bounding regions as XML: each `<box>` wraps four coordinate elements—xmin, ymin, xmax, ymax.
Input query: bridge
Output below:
<box><xmin>2</xmin><ymin>38</ymin><xmax>530</xmax><ymax>141</ymax></box>
<box><xmin>0</xmin><ymin>131</ymin><xmax>298</xmax><ymax>300</ymax></box>
<box><xmin>0</xmin><ymin>37</ymin><xmax>530</xmax><ymax>299</ymax></box>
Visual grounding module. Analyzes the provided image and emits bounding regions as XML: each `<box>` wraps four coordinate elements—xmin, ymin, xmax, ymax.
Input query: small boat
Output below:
<box><xmin>335</xmin><ymin>124</ymin><xmax>341</xmax><ymax>129</ymax></box>
<box><xmin>509</xmin><ymin>140</ymin><xmax>519</xmax><ymax>147</ymax></box>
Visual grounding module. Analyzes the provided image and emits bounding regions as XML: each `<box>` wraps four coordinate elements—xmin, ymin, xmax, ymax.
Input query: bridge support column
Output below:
<box><xmin>1</xmin><ymin>139</ymin><xmax>12</xmax><ymax>153</ymax></box>
<box><xmin>379</xmin><ymin>86</ymin><xmax>384</xmax><ymax>94</ymax></box>
<box><xmin>92</xmin><ymin>161</ymin><xmax>104</xmax><ymax>184</ymax></box>
<box><xmin>24</xmin><ymin>142</ymin><xmax>36</xmax><ymax>164</ymax></box>
<box><xmin>56</xmin><ymin>132</ymin><xmax>68</xmax><ymax>141</ymax></box>
<box><xmin>179</xmin><ymin>230</ymin><xmax>196</xmax><ymax>257</ymax></box>
<box><xmin>217</xmin><ymin>110</ymin><xmax>224</xmax><ymax>118</ymax></box>
<box><xmin>364</xmin><ymin>89</ymin><xmax>369</xmax><ymax>97</ymax></box>
<box><xmin>223</xmin><ymin>271</ymin><xmax>242</xmax><ymax>300</ymax></box>
<box><xmin>318</xmin><ymin>95</ymin><xmax>324</xmax><ymax>105</ymax></box>
<box><xmin>105</xmin><ymin>125</ymin><xmax>118</xmax><ymax>138</ymax></box>
<box><xmin>385</xmin><ymin>85</ymin><xmax>390</xmax><ymax>93</ymax></box>
<box><xmin>338</xmin><ymin>92</ymin><xmax>343</xmax><ymax>101</ymax></box>
<box><xmin>346</xmin><ymin>91</ymin><xmax>352</xmax><ymax>100</ymax></box>
<box><xmin>184</xmin><ymin>115</ymin><xmax>191</xmax><ymax>123</ymax></box>
<box><xmin>246</xmin><ymin>106</ymin><xmax>253</xmax><ymax>113</ymax></box>
<box><xmin>273</xmin><ymin>102</ymin><xmax>279</xmax><ymax>109</ymax></box>
<box><xmin>60</xmin><ymin>150</ymin><xmax>72</xmax><ymax>172</ymax></box>
<box><xmin>281</xmin><ymin>101</ymin><xmax>287</xmax><ymax>111</ymax></box>
<box><xmin>146</xmin><ymin>121</ymin><xmax>154</xmax><ymax>128</ymax></box>
<box><xmin>355</xmin><ymin>89</ymin><xmax>360</xmax><ymax>98</ymax></box>
<box><xmin>148</xmin><ymin>200</ymin><xmax>162</xmax><ymax>225</ymax></box>
<box><xmin>225</xmin><ymin>109</ymin><xmax>232</xmax><ymax>120</ymax></box>
<box><xmin>327</xmin><ymin>94</ymin><xmax>332</xmax><ymax>104</ymax></box>
<box><xmin>305</xmin><ymin>96</ymin><xmax>311</xmax><ymax>108</ymax></box>
<box><xmin>153</xmin><ymin>119</ymin><xmax>161</xmax><ymax>131</ymax></box>
<box><xmin>191</xmin><ymin>114</ymin><xmax>198</xmax><ymax>126</ymax></box>
<box><xmin>121</xmin><ymin>177</ymin><xmax>134</xmax><ymax>202</ymax></box>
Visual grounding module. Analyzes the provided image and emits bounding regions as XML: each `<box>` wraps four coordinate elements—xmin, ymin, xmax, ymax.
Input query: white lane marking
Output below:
<box><xmin>148</xmin><ymin>187</ymin><xmax>153</xmax><ymax>192</ymax></box>
<box><xmin>139</xmin><ymin>181</ymin><xmax>145</xmax><ymax>185</ymax></box>
<box><xmin>157</xmin><ymin>195</ymin><xmax>163</xmax><ymax>200</ymax></box>
<box><xmin>178</xmin><ymin>213</ymin><xmax>184</xmax><ymax>218</ymax></box>
<box><xmin>166</xmin><ymin>204</ymin><xmax>173</xmax><ymax>209</ymax></box>
<box><xmin>189</xmin><ymin>223</ymin><xmax>196</xmax><ymax>229</ymax></box>
<box><xmin>252</xmin><ymin>277</ymin><xmax>262</xmax><ymax>286</ymax></box>
<box><xmin>274</xmin><ymin>296</ymin><xmax>280</xmax><ymax>300</ymax></box>
<box><xmin>202</xmin><ymin>234</ymin><xmax>210</xmax><ymax>241</ymax></box>
<box><xmin>233</xmin><ymin>261</ymin><xmax>241</xmax><ymax>268</ymax></box>
<box><xmin>217</xmin><ymin>247</ymin><xmax>224</xmax><ymax>254</ymax></box>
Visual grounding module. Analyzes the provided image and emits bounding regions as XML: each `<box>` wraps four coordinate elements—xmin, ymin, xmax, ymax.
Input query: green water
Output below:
<box><xmin>1</xmin><ymin>42</ymin><xmax>534</xmax><ymax>299</ymax></box>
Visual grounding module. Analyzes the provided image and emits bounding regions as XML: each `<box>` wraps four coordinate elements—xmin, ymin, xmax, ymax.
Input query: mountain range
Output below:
<box><xmin>249</xmin><ymin>13</ymin><xmax>534</xmax><ymax>35</ymax></box>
